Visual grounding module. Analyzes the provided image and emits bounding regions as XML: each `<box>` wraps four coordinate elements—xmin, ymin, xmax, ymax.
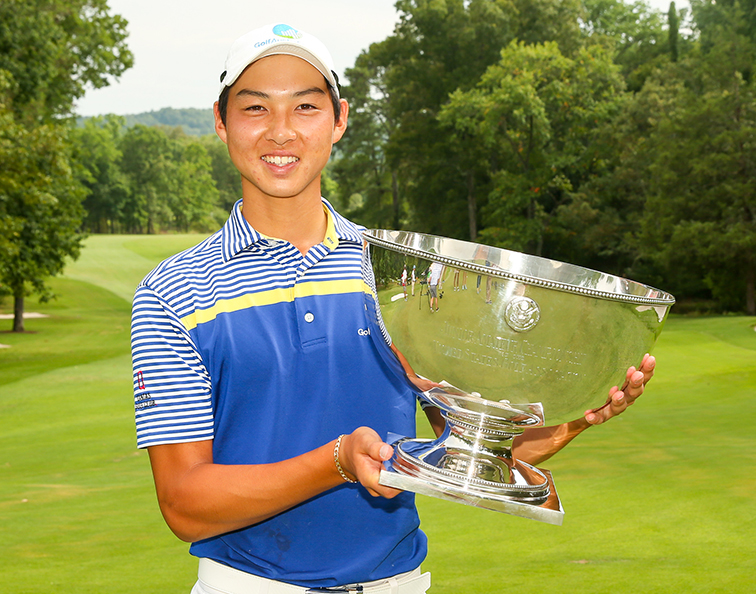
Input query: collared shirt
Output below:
<box><xmin>132</xmin><ymin>199</ymin><xmax>375</xmax><ymax>447</ymax></box>
<box><xmin>130</xmin><ymin>199</ymin><xmax>425</xmax><ymax>587</ymax></box>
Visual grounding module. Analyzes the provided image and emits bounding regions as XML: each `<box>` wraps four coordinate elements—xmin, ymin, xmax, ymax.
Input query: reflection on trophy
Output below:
<box><xmin>365</xmin><ymin>230</ymin><xmax>675</xmax><ymax>525</ymax></box>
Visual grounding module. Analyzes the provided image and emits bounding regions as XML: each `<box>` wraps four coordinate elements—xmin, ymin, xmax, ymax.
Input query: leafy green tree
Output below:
<box><xmin>553</xmin><ymin>86</ymin><xmax>661</xmax><ymax>278</ymax></box>
<box><xmin>0</xmin><ymin>75</ymin><xmax>23</xmax><ymax>303</ymax></box>
<box><xmin>580</xmin><ymin>0</ymin><xmax>669</xmax><ymax>91</ymax></box>
<box><xmin>199</xmin><ymin>135</ymin><xmax>241</xmax><ymax>213</ymax></box>
<box><xmin>512</xmin><ymin>0</ymin><xmax>583</xmax><ymax>53</ymax></box>
<box><xmin>119</xmin><ymin>125</ymin><xmax>223</xmax><ymax>234</ymax></box>
<box><xmin>335</xmin><ymin>0</ymin><xmax>653</xmax><ymax>241</ymax></box>
<box><xmin>0</xmin><ymin>75</ymin><xmax>85</xmax><ymax>331</ymax></box>
<box><xmin>0</xmin><ymin>0</ymin><xmax>132</xmax><ymax>331</ymax></box>
<box><xmin>118</xmin><ymin>125</ymin><xmax>175</xmax><ymax>234</ymax></box>
<box><xmin>578</xmin><ymin>0</ymin><xmax>756</xmax><ymax>313</ymax></box>
<box><xmin>333</xmin><ymin>48</ymin><xmax>402</xmax><ymax>229</ymax></box>
<box><xmin>668</xmin><ymin>1</ymin><xmax>680</xmax><ymax>62</ymax></box>
<box><xmin>636</xmin><ymin>5</ymin><xmax>756</xmax><ymax>313</ymax></box>
<box><xmin>70</xmin><ymin>115</ymin><xmax>129</xmax><ymax>232</ymax></box>
<box><xmin>0</xmin><ymin>0</ymin><xmax>132</xmax><ymax>124</ymax></box>
<box><xmin>170</xmin><ymin>141</ymin><xmax>221</xmax><ymax>232</ymax></box>
<box><xmin>335</xmin><ymin>0</ymin><xmax>526</xmax><ymax>238</ymax></box>
<box><xmin>440</xmin><ymin>41</ymin><xmax>626</xmax><ymax>255</ymax></box>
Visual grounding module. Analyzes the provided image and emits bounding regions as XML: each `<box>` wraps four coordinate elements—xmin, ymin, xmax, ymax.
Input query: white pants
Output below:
<box><xmin>191</xmin><ymin>558</ymin><xmax>431</xmax><ymax>594</ymax></box>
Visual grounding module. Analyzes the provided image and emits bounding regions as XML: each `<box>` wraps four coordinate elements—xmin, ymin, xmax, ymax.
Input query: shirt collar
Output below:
<box><xmin>221</xmin><ymin>198</ymin><xmax>365</xmax><ymax>262</ymax></box>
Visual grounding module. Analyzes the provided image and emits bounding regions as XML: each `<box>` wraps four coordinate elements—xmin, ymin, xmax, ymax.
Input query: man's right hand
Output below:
<box><xmin>338</xmin><ymin>428</ymin><xmax>403</xmax><ymax>499</ymax></box>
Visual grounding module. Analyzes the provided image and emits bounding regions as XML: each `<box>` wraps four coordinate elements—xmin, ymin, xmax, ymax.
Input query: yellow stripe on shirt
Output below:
<box><xmin>181</xmin><ymin>279</ymin><xmax>373</xmax><ymax>330</ymax></box>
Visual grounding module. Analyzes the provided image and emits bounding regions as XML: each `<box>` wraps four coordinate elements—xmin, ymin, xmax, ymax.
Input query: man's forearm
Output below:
<box><xmin>511</xmin><ymin>417</ymin><xmax>591</xmax><ymax>467</ymax></box>
<box><xmin>148</xmin><ymin>439</ymin><xmax>344</xmax><ymax>542</ymax></box>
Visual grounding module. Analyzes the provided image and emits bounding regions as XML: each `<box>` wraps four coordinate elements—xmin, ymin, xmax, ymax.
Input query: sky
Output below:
<box><xmin>75</xmin><ymin>0</ymin><xmax>401</xmax><ymax>116</ymax></box>
<box><xmin>74</xmin><ymin>0</ymin><xmax>686</xmax><ymax>117</ymax></box>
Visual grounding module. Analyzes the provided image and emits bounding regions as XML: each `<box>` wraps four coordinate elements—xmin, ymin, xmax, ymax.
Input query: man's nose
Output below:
<box><xmin>266</xmin><ymin>112</ymin><xmax>296</xmax><ymax>145</ymax></box>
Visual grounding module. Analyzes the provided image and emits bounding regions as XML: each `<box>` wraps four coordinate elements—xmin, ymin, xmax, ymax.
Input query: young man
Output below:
<box><xmin>131</xmin><ymin>23</ymin><xmax>655</xmax><ymax>594</ymax></box>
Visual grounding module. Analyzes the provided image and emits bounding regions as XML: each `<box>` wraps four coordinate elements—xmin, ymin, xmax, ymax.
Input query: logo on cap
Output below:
<box><xmin>273</xmin><ymin>24</ymin><xmax>303</xmax><ymax>40</ymax></box>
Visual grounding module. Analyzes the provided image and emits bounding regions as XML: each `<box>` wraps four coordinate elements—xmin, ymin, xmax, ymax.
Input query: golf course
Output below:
<box><xmin>1</xmin><ymin>234</ymin><xmax>754</xmax><ymax>593</ymax></box>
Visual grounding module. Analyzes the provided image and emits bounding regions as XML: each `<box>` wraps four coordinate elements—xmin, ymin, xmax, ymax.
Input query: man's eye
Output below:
<box><xmin>298</xmin><ymin>103</ymin><xmax>317</xmax><ymax>111</ymax></box>
<box><xmin>244</xmin><ymin>105</ymin><xmax>265</xmax><ymax>112</ymax></box>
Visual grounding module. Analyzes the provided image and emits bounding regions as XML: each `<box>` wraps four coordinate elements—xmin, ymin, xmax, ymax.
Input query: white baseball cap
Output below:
<box><xmin>219</xmin><ymin>23</ymin><xmax>340</xmax><ymax>97</ymax></box>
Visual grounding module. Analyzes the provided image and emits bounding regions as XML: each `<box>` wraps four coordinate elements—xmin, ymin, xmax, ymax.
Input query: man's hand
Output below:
<box><xmin>512</xmin><ymin>354</ymin><xmax>657</xmax><ymax>466</ymax></box>
<box><xmin>585</xmin><ymin>353</ymin><xmax>656</xmax><ymax>425</ymax></box>
<box><xmin>338</xmin><ymin>428</ymin><xmax>403</xmax><ymax>499</ymax></box>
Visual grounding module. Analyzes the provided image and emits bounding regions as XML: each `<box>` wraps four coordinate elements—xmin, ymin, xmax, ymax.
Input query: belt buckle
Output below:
<box><xmin>305</xmin><ymin>587</ymin><xmax>364</xmax><ymax>593</ymax></box>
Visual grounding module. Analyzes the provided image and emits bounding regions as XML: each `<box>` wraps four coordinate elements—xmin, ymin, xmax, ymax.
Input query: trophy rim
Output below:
<box><xmin>364</xmin><ymin>229</ymin><xmax>675</xmax><ymax>307</ymax></box>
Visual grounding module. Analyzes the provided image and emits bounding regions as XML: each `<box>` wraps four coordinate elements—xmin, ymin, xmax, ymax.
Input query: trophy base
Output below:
<box><xmin>380</xmin><ymin>437</ymin><xmax>564</xmax><ymax>525</ymax></box>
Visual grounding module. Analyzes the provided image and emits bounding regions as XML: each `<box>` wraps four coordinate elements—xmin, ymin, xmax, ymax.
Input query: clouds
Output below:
<box><xmin>75</xmin><ymin>0</ymin><xmax>398</xmax><ymax>116</ymax></box>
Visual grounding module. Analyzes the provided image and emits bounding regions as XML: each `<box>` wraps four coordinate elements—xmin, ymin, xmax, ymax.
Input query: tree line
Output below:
<box><xmin>1</xmin><ymin>0</ymin><xmax>755</xmax><ymax>334</ymax></box>
<box><xmin>72</xmin><ymin>116</ymin><xmax>238</xmax><ymax>235</ymax></box>
<box><xmin>331</xmin><ymin>0</ymin><xmax>756</xmax><ymax>315</ymax></box>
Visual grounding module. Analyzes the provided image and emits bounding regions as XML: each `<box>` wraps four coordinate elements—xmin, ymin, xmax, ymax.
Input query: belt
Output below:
<box><xmin>197</xmin><ymin>558</ymin><xmax>431</xmax><ymax>594</ymax></box>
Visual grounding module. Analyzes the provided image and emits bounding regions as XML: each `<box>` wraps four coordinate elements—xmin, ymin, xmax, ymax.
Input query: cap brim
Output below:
<box><xmin>221</xmin><ymin>44</ymin><xmax>339</xmax><ymax>97</ymax></box>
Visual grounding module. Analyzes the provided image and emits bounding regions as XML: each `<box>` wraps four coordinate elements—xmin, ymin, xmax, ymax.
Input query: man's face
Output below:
<box><xmin>214</xmin><ymin>54</ymin><xmax>348</xmax><ymax>204</ymax></box>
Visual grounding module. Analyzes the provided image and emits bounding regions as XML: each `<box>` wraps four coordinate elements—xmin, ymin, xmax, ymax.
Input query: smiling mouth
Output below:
<box><xmin>261</xmin><ymin>155</ymin><xmax>300</xmax><ymax>166</ymax></box>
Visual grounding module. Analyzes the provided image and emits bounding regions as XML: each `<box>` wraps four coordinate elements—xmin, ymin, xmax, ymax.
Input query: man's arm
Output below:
<box><xmin>390</xmin><ymin>343</ymin><xmax>446</xmax><ymax>437</ymax></box>
<box><xmin>512</xmin><ymin>354</ymin><xmax>656</xmax><ymax>466</ymax></box>
<box><xmin>148</xmin><ymin>427</ymin><xmax>400</xmax><ymax>543</ymax></box>
<box><xmin>135</xmin><ymin>285</ymin><xmax>401</xmax><ymax>543</ymax></box>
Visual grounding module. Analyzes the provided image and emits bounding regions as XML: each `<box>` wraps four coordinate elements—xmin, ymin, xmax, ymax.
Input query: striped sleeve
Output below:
<box><xmin>131</xmin><ymin>284</ymin><xmax>214</xmax><ymax>448</ymax></box>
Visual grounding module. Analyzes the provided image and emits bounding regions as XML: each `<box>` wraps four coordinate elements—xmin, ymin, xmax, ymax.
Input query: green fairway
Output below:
<box><xmin>1</xmin><ymin>234</ymin><xmax>754</xmax><ymax>593</ymax></box>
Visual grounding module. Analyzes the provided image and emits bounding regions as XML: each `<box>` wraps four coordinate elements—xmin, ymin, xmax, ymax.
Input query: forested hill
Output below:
<box><xmin>78</xmin><ymin>107</ymin><xmax>215</xmax><ymax>136</ymax></box>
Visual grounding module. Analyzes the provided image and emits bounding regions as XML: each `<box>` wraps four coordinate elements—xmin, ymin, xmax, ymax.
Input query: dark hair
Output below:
<box><xmin>217</xmin><ymin>76</ymin><xmax>341</xmax><ymax>127</ymax></box>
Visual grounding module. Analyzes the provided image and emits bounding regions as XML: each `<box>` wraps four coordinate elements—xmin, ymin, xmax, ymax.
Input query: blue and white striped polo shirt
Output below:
<box><xmin>130</xmin><ymin>199</ymin><xmax>426</xmax><ymax>587</ymax></box>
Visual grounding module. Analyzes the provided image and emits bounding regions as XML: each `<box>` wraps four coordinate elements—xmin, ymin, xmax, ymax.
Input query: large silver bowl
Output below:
<box><xmin>366</xmin><ymin>229</ymin><xmax>674</xmax><ymax>523</ymax></box>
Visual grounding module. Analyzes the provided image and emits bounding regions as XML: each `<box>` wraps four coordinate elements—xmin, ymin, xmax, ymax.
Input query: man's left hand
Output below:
<box><xmin>585</xmin><ymin>353</ymin><xmax>656</xmax><ymax>425</ymax></box>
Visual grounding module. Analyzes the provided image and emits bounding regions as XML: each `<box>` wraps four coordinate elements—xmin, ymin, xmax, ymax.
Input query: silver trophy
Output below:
<box><xmin>365</xmin><ymin>230</ymin><xmax>675</xmax><ymax>525</ymax></box>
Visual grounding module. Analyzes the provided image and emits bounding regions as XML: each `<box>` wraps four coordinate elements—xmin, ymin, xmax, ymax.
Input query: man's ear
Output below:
<box><xmin>332</xmin><ymin>98</ymin><xmax>349</xmax><ymax>144</ymax></box>
<box><xmin>213</xmin><ymin>102</ymin><xmax>228</xmax><ymax>145</ymax></box>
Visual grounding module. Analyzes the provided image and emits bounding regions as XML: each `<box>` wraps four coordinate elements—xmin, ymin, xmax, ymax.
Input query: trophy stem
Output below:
<box><xmin>380</xmin><ymin>392</ymin><xmax>564</xmax><ymax>524</ymax></box>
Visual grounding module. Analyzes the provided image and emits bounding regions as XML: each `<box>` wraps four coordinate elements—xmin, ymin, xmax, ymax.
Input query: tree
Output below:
<box><xmin>119</xmin><ymin>125</ymin><xmax>175</xmax><ymax>234</ymax></box>
<box><xmin>333</xmin><ymin>48</ymin><xmax>403</xmax><ymax>229</ymax></box>
<box><xmin>334</xmin><ymin>0</ymin><xmax>643</xmax><ymax>241</ymax></box>
<box><xmin>0</xmin><ymin>75</ymin><xmax>85</xmax><ymax>331</ymax></box>
<box><xmin>580</xmin><ymin>0</ymin><xmax>669</xmax><ymax>91</ymax></box>
<box><xmin>335</xmin><ymin>0</ymin><xmax>526</xmax><ymax>238</ymax></box>
<box><xmin>0</xmin><ymin>0</ymin><xmax>132</xmax><ymax>124</ymax></box>
<box><xmin>118</xmin><ymin>125</ymin><xmax>224</xmax><ymax>234</ymax></box>
<box><xmin>636</xmin><ymin>3</ymin><xmax>756</xmax><ymax>313</ymax></box>
<box><xmin>0</xmin><ymin>0</ymin><xmax>133</xmax><ymax>331</ymax></box>
<box><xmin>668</xmin><ymin>1</ymin><xmax>680</xmax><ymax>62</ymax></box>
<box><xmin>70</xmin><ymin>115</ymin><xmax>129</xmax><ymax>233</ymax></box>
<box><xmin>170</xmin><ymin>141</ymin><xmax>221</xmax><ymax>232</ymax></box>
<box><xmin>200</xmin><ymin>135</ymin><xmax>242</xmax><ymax>213</ymax></box>
<box><xmin>439</xmin><ymin>41</ymin><xmax>626</xmax><ymax>255</ymax></box>
<box><xmin>578</xmin><ymin>0</ymin><xmax>756</xmax><ymax>313</ymax></box>
<box><xmin>554</xmin><ymin>85</ymin><xmax>662</xmax><ymax>278</ymax></box>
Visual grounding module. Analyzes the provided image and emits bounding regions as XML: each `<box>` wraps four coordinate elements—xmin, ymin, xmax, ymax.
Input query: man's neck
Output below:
<box><xmin>241</xmin><ymin>194</ymin><xmax>327</xmax><ymax>256</ymax></box>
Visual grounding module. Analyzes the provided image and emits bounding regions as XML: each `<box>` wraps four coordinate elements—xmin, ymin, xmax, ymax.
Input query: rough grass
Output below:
<box><xmin>1</xmin><ymin>234</ymin><xmax>754</xmax><ymax>593</ymax></box>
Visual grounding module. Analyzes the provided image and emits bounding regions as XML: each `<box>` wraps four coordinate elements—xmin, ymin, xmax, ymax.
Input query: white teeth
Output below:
<box><xmin>262</xmin><ymin>155</ymin><xmax>299</xmax><ymax>166</ymax></box>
